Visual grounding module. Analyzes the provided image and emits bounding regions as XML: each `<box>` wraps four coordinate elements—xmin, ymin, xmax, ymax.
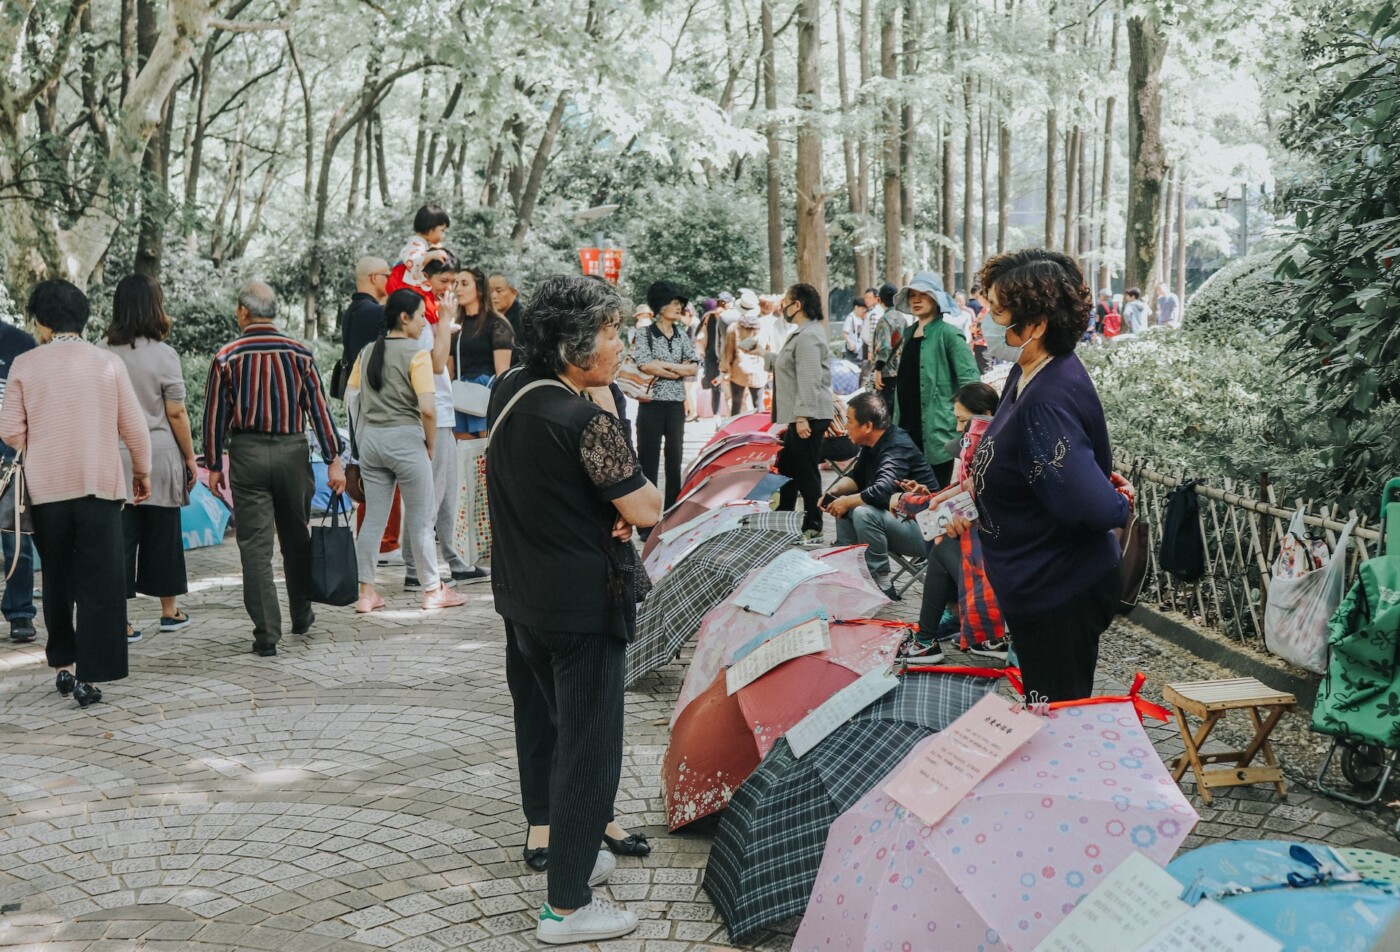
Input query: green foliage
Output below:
<box><xmin>619</xmin><ymin>182</ymin><xmax>768</xmax><ymax>304</ymax></box>
<box><xmin>1182</xmin><ymin>252</ymin><xmax>1293</xmax><ymax>327</ymax></box>
<box><xmin>1082</xmin><ymin>321</ymin><xmax>1400</xmax><ymax>511</ymax></box>
<box><xmin>1275</xmin><ymin>4</ymin><xmax>1400</xmax><ymax>492</ymax></box>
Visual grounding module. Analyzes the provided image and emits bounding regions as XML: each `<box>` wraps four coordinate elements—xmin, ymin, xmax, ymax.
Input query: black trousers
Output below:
<box><xmin>703</xmin><ymin>359</ymin><xmax>722</xmax><ymax>414</ymax></box>
<box><xmin>1002</xmin><ymin>563</ymin><xmax>1122</xmax><ymax>703</ymax></box>
<box><xmin>916</xmin><ymin>534</ymin><xmax>965</xmax><ymax>637</ymax></box>
<box><xmin>637</xmin><ymin>400</ymin><xmax>686</xmax><ymax>509</ymax></box>
<box><xmin>123</xmin><ymin>504</ymin><xmax>188</xmax><ymax>599</ymax></box>
<box><xmin>728</xmin><ymin>382</ymin><xmax>762</xmax><ymax>416</ymax></box>
<box><xmin>776</xmin><ymin>418</ymin><xmax>831</xmax><ymax>533</ymax></box>
<box><xmin>33</xmin><ymin>496</ymin><xmax>127</xmax><ymax>682</ymax></box>
<box><xmin>507</xmin><ymin>619</ymin><xmax>625</xmax><ymax>909</ymax></box>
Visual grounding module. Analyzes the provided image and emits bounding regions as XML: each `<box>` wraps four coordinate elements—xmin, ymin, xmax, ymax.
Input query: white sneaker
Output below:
<box><xmin>536</xmin><ymin>896</ymin><xmax>638</xmax><ymax>945</ymax></box>
<box><xmin>588</xmin><ymin>848</ymin><xmax>615</xmax><ymax>886</ymax></box>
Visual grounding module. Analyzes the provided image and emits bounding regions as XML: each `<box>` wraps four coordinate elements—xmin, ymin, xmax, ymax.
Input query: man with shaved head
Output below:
<box><xmin>204</xmin><ymin>281</ymin><xmax>344</xmax><ymax>658</ymax></box>
<box><xmin>341</xmin><ymin>256</ymin><xmax>390</xmax><ymax>375</ymax></box>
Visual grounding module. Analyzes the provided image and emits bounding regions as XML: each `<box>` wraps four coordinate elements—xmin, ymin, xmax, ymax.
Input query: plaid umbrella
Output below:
<box><xmin>702</xmin><ymin>668</ymin><xmax>1002</xmax><ymax>943</ymax></box>
<box><xmin>625</xmin><ymin>518</ymin><xmax>803</xmax><ymax>687</ymax></box>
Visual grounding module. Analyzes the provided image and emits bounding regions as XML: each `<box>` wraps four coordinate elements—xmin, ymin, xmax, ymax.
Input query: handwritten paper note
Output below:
<box><xmin>785</xmin><ymin>667</ymin><xmax>899</xmax><ymax>757</ymax></box>
<box><xmin>726</xmin><ymin>615</ymin><xmax>831</xmax><ymax>694</ymax></box>
<box><xmin>883</xmin><ymin>693</ymin><xmax>1044</xmax><ymax>826</ymax></box>
<box><xmin>1034</xmin><ymin>852</ymin><xmax>1282</xmax><ymax>952</ymax></box>
<box><xmin>1035</xmin><ymin>852</ymin><xmax>1196</xmax><ymax>952</ymax></box>
<box><xmin>1135</xmin><ymin>900</ymin><xmax>1281</xmax><ymax>952</ymax></box>
<box><xmin>734</xmin><ymin>550</ymin><xmax>837</xmax><ymax>615</ymax></box>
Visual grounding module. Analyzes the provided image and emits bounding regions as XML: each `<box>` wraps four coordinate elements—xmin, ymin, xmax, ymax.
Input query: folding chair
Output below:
<box><xmin>889</xmin><ymin>551</ymin><xmax>927</xmax><ymax>598</ymax></box>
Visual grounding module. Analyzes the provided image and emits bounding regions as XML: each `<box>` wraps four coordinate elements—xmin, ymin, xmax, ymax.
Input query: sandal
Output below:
<box><xmin>159</xmin><ymin>611</ymin><xmax>192</xmax><ymax>633</ymax></box>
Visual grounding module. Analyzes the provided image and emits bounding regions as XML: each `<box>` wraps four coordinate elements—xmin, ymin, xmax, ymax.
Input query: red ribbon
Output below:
<box><xmin>1041</xmin><ymin>672</ymin><xmax>1171</xmax><ymax>723</ymax></box>
<box><xmin>903</xmin><ymin>664</ymin><xmax>1023</xmax><ymax>681</ymax></box>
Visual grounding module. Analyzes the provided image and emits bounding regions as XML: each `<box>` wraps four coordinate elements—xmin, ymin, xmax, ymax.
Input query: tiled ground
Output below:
<box><xmin>0</xmin><ymin>415</ymin><xmax>1396</xmax><ymax>951</ymax></box>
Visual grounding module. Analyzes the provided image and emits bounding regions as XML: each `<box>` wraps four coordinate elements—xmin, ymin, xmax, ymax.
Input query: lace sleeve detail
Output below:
<box><xmin>580</xmin><ymin>412</ymin><xmax>641</xmax><ymax>491</ymax></box>
<box><xmin>491</xmin><ymin>316</ymin><xmax>515</xmax><ymax>352</ymax></box>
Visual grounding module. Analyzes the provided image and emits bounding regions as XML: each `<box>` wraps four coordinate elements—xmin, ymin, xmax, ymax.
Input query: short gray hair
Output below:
<box><xmin>522</xmin><ymin>275</ymin><xmax>628</xmax><ymax>377</ymax></box>
<box><xmin>489</xmin><ymin>271</ymin><xmax>517</xmax><ymax>291</ymax></box>
<box><xmin>237</xmin><ymin>281</ymin><xmax>277</xmax><ymax>319</ymax></box>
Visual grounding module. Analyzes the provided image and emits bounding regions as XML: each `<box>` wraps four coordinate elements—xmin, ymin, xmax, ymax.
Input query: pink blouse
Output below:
<box><xmin>0</xmin><ymin>338</ymin><xmax>152</xmax><ymax>505</ymax></box>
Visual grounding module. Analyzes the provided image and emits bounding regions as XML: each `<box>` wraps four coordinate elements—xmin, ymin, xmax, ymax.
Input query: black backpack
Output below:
<box><xmin>1158</xmin><ymin>480</ymin><xmax>1205</xmax><ymax>582</ymax></box>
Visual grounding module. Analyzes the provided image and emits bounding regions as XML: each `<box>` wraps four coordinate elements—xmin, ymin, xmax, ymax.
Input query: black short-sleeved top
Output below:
<box><xmin>453</xmin><ymin>313</ymin><xmax>516</xmax><ymax>379</ymax></box>
<box><xmin>487</xmin><ymin>369</ymin><xmax>647</xmax><ymax>638</ymax></box>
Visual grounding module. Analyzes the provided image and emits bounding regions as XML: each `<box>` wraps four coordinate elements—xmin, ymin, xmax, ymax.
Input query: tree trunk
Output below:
<box><xmin>762</xmin><ymin>0</ymin><xmax>784</xmax><ymax>291</ymax></box>
<box><xmin>1098</xmin><ymin>8</ymin><xmax>1120</xmax><ymax>292</ymax></box>
<box><xmin>287</xmin><ymin>33</ymin><xmax>315</xmax><ymax>201</ymax></box>
<box><xmin>1175</xmin><ymin>166</ymin><xmax>1187</xmax><ymax>305</ymax></box>
<box><xmin>348</xmin><ymin>116</ymin><xmax>364</xmax><ymax>214</ymax></box>
<box><xmin>795</xmin><ymin>0</ymin><xmax>829</xmax><ymax>305</ymax></box>
<box><xmin>1077</xmin><ymin>112</ymin><xmax>1090</xmax><ymax>263</ymax></box>
<box><xmin>1159</xmin><ymin>168</ymin><xmax>1173</xmax><ymax>289</ymax></box>
<box><xmin>855</xmin><ymin>0</ymin><xmax>873</xmax><ymax>290</ymax></box>
<box><xmin>1044</xmin><ymin>3</ymin><xmax>1058</xmax><ymax>249</ymax></box>
<box><xmin>374</xmin><ymin>111</ymin><xmax>391</xmax><ymax>205</ymax></box>
<box><xmin>1124</xmin><ymin>14</ymin><xmax>1167</xmax><ymax>295</ymax></box>
<box><xmin>881</xmin><ymin>3</ymin><xmax>901</xmax><ymax>283</ymax></box>
<box><xmin>1062</xmin><ymin>123</ymin><xmax>1078</xmax><ymax>256</ymax></box>
<box><xmin>412</xmin><ymin>73</ymin><xmax>429</xmax><ymax>196</ymax></box>
<box><xmin>997</xmin><ymin>113</ymin><xmax>1010</xmax><ymax>254</ymax></box>
<box><xmin>836</xmin><ymin>0</ymin><xmax>861</xmax><ymax>292</ymax></box>
<box><xmin>942</xmin><ymin>119</ymin><xmax>955</xmax><ymax>281</ymax></box>
<box><xmin>900</xmin><ymin>0</ymin><xmax>918</xmax><ymax>233</ymax></box>
<box><xmin>979</xmin><ymin>99</ymin><xmax>989</xmax><ymax>272</ymax></box>
<box><xmin>510</xmin><ymin>91</ymin><xmax>568</xmax><ymax>250</ymax></box>
<box><xmin>133</xmin><ymin>0</ymin><xmax>164</xmax><ymax>279</ymax></box>
<box><xmin>962</xmin><ymin>75</ymin><xmax>974</xmax><ymax>289</ymax></box>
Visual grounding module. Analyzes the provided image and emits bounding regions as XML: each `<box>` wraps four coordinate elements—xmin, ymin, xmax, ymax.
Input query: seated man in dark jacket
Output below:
<box><xmin>820</xmin><ymin>390</ymin><xmax>937</xmax><ymax>598</ymax></box>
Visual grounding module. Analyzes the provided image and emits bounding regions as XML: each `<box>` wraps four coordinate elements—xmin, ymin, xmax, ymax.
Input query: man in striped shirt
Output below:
<box><xmin>204</xmin><ymin>282</ymin><xmax>345</xmax><ymax>657</ymax></box>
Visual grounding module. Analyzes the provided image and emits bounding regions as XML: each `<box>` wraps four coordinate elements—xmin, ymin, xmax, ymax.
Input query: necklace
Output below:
<box><xmin>1016</xmin><ymin>353</ymin><xmax>1054</xmax><ymax>397</ymax></box>
<box><xmin>50</xmin><ymin>333</ymin><xmax>82</xmax><ymax>343</ymax></box>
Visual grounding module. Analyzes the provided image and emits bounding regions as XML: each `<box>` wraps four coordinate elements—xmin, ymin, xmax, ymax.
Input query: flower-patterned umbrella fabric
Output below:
<box><xmin>794</xmin><ymin>700</ymin><xmax>1198</xmax><ymax>952</ymax></box>
<box><xmin>663</xmin><ymin>620</ymin><xmax>906</xmax><ymax>830</ymax></box>
<box><xmin>640</xmin><ymin>467</ymin><xmax>789</xmax><ymax>562</ymax></box>
<box><xmin>672</xmin><ymin>545</ymin><xmax>893</xmax><ymax>726</ymax></box>
<box><xmin>706</xmin><ymin>410</ymin><xmax>779</xmax><ymax>448</ymax></box>
<box><xmin>703</xmin><ymin>669</ymin><xmax>1000</xmax><ymax>943</ymax></box>
<box><xmin>625</xmin><ymin>521</ymin><xmax>803</xmax><ymax>688</ymax></box>
<box><xmin>678</xmin><ymin>433</ymin><xmax>782</xmax><ymax>498</ymax></box>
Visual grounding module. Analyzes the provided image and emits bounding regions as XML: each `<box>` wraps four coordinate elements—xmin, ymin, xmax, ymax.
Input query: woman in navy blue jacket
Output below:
<box><xmin>943</xmin><ymin>249</ymin><xmax>1134</xmax><ymax>702</ymax></box>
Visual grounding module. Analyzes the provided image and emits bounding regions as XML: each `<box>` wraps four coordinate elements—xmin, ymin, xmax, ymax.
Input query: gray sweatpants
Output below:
<box><xmin>355</xmin><ymin>425</ymin><xmax>440</xmax><ymax>591</ymax></box>
<box><xmin>402</xmin><ymin>427</ymin><xmax>470</xmax><ymax>577</ymax></box>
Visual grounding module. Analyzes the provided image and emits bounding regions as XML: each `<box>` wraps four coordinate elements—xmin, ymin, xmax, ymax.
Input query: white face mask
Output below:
<box><xmin>982</xmin><ymin>314</ymin><xmax>1024</xmax><ymax>362</ymax></box>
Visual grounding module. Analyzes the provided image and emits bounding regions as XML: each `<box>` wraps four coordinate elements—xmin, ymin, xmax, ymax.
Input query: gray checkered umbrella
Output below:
<box><xmin>702</xmin><ymin>669</ymin><xmax>1001</xmax><ymax>943</ymax></box>
<box><xmin>625</xmin><ymin>516</ymin><xmax>803</xmax><ymax>687</ymax></box>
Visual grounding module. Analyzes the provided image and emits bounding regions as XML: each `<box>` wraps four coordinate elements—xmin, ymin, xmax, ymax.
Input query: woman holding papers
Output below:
<box><xmin>938</xmin><ymin>250</ymin><xmax>1134</xmax><ymax>703</ymax></box>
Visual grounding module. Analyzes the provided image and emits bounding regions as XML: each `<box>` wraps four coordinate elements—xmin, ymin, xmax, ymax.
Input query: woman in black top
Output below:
<box><xmin>487</xmin><ymin>274</ymin><xmax>662</xmax><ymax>942</ymax></box>
<box><xmin>450</xmin><ymin>266</ymin><xmax>515</xmax><ymax>439</ymax></box>
<box><xmin>696</xmin><ymin>303</ymin><xmax>725</xmax><ymax>417</ymax></box>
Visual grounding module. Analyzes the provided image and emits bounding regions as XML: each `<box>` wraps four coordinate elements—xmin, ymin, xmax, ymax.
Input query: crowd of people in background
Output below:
<box><xmin>0</xmin><ymin>199</ymin><xmax>1142</xmax><ymax>944</ymax></box>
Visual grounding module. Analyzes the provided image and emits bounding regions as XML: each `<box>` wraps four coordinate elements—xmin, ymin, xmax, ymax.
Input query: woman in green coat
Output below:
<box><xmin>888</xmin><ymin>271</ymin><xmax>981</xmax><ymax>487</ymax></box>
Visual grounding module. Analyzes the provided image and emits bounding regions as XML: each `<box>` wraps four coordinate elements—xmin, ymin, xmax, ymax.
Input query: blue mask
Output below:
<box><xmin>982</xmin><ymin>316</ymin><xmax>1023</xmax><ymax>362</ymax></box>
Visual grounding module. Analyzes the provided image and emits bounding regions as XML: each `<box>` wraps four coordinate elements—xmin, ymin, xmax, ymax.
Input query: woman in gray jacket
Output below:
<box><xmin>740</xmin><ymin>282</ymin><xmax>833</xmax><ymax>539</ymax></box>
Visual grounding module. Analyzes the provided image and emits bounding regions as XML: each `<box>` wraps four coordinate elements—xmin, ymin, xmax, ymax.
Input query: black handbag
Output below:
<box><xmin>0</xmin><ymin>453</ymin><xmax>33</xmax><ymax>581</ymax></box>
<box><xmin>309</xmin><ymin>493</ymin><xmax>358</xmax><ymax>605</ymax></box>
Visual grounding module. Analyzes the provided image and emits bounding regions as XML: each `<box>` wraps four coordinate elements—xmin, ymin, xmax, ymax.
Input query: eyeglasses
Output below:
<box><xmin>372</xmin><ymin>271</ymin><xmax>391</xmax><ymax>279</ymax></box>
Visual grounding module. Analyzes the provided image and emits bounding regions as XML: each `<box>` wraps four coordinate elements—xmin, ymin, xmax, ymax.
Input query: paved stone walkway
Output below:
<box><xmin>1</xmin><ymin>416</ymin><xmax>1396</xmax><ymax>951</ymax></box>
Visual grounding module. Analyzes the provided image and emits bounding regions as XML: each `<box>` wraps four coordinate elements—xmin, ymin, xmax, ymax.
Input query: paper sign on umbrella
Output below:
<box><xmin>642</xmin><ymin>466</ymin><xmax>790</xmax><ymax>560</ymax></box>
<box><xmin>794</xmin><ymin>698</ymin><xmax>1198</xmax><ymax>952</ymax></box>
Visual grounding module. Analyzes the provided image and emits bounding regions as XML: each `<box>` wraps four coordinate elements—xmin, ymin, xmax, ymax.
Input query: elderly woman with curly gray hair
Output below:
<box><xmin>487</xmin><ymin>274</ymin><xmax>661</xmax><ymax>945</ymax></box>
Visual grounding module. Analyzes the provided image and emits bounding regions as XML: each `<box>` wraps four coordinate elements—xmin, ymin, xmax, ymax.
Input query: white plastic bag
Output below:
<box><xmin>1263</xmin><ymin>510</ymin><xmax>1354</xmax><ymax>674</ymax></box>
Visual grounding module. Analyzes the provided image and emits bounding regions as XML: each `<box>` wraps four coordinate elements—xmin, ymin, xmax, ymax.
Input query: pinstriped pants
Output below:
<box><xmin>508</xmin><ymin>620</ymin><xmax>625</xmax><ymax>909</ymax></box>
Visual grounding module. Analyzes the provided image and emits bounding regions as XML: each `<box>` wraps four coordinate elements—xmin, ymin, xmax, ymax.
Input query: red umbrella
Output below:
<box><xmin>679</xmin><ymin>435</ymin><xmax>782</xmax><ymax>498</ymax></box>
<box><xmin>662</xmin><ymin>620</ymin><xmax>905</xmax><ymax>831</ymax></box>
<box><xmin>707</xmin><ymin>411</ymin><xmax>778</xmax><ymax>448</ymax></box>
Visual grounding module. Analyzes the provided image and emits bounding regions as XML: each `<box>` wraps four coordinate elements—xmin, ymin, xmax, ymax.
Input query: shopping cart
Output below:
<box><xmin>1314</xmin><ymin>478</ymin><xmax>1400</xmax><ymax>816</ymax></box>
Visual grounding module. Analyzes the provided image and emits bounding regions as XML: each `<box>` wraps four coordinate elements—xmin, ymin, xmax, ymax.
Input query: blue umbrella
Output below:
<box><xmin>1167</xmin><ymin>840</ymin><xmax>1400</xmax><ymax>952</ymax></box>
<box><xmin>180</xmin><ymin>481</ymin><xmax>231</xmax><ymax>550</ymax></box>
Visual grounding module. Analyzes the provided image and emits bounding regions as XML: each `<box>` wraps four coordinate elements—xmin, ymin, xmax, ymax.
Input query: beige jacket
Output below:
<box><xmin>721</xmin><ymin>324</ymin><xmax>770</xmax><ymax>389</ymax></box>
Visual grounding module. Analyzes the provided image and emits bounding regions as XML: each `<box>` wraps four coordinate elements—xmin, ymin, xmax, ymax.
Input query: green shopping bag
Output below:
<box><xmin>1312</xmin><ymin>556</ymin><xmax>1400</xmax><ymax>747</ymax></box>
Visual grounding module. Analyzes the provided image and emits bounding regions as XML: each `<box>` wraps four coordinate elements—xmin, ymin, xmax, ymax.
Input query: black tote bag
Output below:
<box><xmin>309</xmin><ymin>494</ymin><xmax>358</xmax><ymax>606</ymax></box>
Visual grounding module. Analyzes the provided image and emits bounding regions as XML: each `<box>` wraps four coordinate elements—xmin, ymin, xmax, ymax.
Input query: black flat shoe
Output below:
<box><xmin>522</xmin><ymin>845</ymin><xmax>548</xmax><ymax>872</ymax></box>
<box><xmin>603</xmin><ymin>832</ymin><xmax>651</xmax><ymax>857</ymax></box>
<box><xmin>55</xmin><ymin>670</ymin><xmax>75</xmax><ymax>697</ymax></box>
<box><xmin>72</xmin><ymin>682</ymin><xmax>102</xmax><ymax>708</ymax></box>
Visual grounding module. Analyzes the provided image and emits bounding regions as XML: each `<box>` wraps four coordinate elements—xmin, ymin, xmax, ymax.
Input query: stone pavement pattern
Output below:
<box><xmin>1</xmin><ymin>417</ymin><xmax>1396</xmax><ymax>951</ymax></box>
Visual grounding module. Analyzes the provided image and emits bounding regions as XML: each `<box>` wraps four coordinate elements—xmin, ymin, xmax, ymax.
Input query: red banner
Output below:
<box><xmin>602</xmin><ymin>248</ymin><xmax>623</xmax><ymax>284</ymax></box>
<box><xmin>578</xmin><ymin>247</ymin><xmax>602</xmax><ymax>277</ymax></box>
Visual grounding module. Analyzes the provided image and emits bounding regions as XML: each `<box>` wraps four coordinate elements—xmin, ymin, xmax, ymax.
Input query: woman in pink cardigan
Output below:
<box><xmin>0</xmin><ymin>280</ymin><xmax>152</xmax><ymax>709</ymax></box>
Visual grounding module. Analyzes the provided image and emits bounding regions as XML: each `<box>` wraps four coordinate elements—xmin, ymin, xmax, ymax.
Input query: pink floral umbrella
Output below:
<box><xmin>706</xmin><ymin>411</ymin><xmax>779</xmax><ymax>448</ymax></box>
<box><xmin>642</xmin><ymin>500</ymin><xmax>769</xmax><ymax>581</ymax></box>
<box><xmin>672</xmin><ymin>545</ymin><xmax>892</xmax><ymax>726</ymax></box>
<box><xmin>795</xmin><ymin>697</ymin><xmax>1198</xmax><ymax>952</ymax></box>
